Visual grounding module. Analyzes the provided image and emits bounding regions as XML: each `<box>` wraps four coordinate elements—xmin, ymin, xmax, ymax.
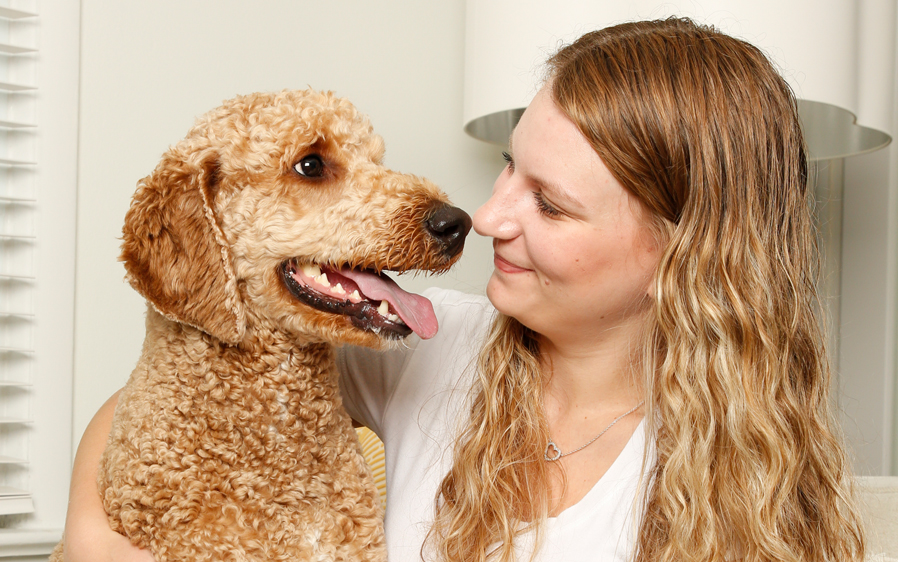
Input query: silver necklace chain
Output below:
<box><xmin>544</xmin><ymin>401</ymin><xmax>645</xmax><ymax>462</ymax></box>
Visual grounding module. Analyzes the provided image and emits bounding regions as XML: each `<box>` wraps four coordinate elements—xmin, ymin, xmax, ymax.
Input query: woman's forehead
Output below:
<box><xmin>512</xmin><ymin>89</ymin><xmax>619</xmax><ymax>206</ymax></box>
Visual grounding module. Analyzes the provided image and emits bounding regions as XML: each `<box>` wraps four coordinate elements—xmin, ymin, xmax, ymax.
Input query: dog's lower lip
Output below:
<box><xmin>278</xmin><ymin>260</ymin><xmax>412</xmax><ymax>339</ymax></box>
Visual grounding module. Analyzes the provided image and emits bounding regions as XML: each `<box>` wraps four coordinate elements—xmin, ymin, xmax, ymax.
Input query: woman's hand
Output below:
<box><xmin>62</xmin><ymin>390</ymin><xmax>155</xmax><ymax>562</ymax></box>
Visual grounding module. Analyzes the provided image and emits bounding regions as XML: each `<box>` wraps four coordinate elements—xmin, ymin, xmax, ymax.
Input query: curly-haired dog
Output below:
<box><xmin>52</xmin><ymin>89</ymin><xmax>471</xmax><ymax>561</ymax></box>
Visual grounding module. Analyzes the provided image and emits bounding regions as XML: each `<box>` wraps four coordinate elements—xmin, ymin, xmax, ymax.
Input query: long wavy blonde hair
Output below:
<box><xmin>428</xmin><ymin>17</ymin><xmax>866</xmax><ymax>562</ymax></box>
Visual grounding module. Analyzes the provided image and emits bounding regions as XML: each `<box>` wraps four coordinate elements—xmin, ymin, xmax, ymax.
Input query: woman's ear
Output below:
<box><xmin>120</xmin><ymin>150</ymin><xmax>247</xmax><ymax>344</ymax></box>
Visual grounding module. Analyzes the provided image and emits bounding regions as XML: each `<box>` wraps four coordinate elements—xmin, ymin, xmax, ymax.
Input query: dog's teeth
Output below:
<box><xmin>314</xmin><ymin>273</ymin><xmax>330</xmax><ymax>286</ymax></box>
<box><xmin>387</xmin><ymin>313</ymin><xmax>400</xmax><ymax>322</ymax></box>
<box><xmin>301</xmin><ymin>263</ymin><xmax>322</xmax><ymax>278</ymax></box>
<box><xmin>377</xmin><ymin>300</ymin><xmax>389</xmax><ymax>317</ymax></box>
<box><xmin>349</xmin><ymin>290</ymin><xmax>361</xmax><ymax>301</ymax></box>
<box><xmin>333</xmin><ymin>283</ymin><xmax>346</xmax><ymax>295</ymax></box>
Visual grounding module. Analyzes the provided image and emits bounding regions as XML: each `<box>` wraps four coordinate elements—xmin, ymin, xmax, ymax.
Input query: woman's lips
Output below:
<box><xmin>493</xmin><ymin>253</ymin><xmax>530</xmax><ymax>274</ymax></box>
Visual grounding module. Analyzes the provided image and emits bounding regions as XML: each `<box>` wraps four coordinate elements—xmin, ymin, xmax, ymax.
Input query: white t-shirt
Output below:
<box><xmin>338</xmin><ymin>288</ymin><xmax>650</xmax><ymax>562</ymax></box>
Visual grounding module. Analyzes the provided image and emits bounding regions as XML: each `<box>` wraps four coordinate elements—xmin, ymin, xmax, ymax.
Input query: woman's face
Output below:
<box><xmin>473</xmin><ymin>87</ymin><xmax>661</xmax><ymax>346</ymax></box>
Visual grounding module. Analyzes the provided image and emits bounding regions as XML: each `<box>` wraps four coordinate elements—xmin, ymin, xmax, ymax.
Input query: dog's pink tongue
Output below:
<box><xmin>340</xmin><ymin>269</ymin><xmax>438</xmax><ymax>339</ymax></box>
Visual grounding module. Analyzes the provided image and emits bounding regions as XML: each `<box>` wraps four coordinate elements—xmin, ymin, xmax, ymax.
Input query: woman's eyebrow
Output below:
<box><xmin>531</xmin><ymin>175</ymin><xmax>586</xmax><ymax>210</ymax></box>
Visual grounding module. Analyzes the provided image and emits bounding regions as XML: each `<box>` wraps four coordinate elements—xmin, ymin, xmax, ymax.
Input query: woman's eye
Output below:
<box><xmin>534</xmin><ymin>192</ymin><xmax>562</xmax><ymax>218</ymax></box>
<box><xmin>501</xmin><ymin>151</ymin><xmax>515</xmax><ymax>172</ymax></box>
<box><xmin>294</xmin><ymin>154</ymin><xmax>325</xmax><ymax>178</ymax></box>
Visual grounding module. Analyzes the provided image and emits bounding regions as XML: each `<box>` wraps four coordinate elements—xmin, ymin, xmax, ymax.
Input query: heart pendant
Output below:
<box><xmin>544</xmin><ymin>441</ymin><xmax>562</xmax><ymax>461</ymax></box>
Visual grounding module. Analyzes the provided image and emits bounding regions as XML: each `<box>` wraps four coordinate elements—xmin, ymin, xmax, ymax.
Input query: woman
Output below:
<box><xmin>64</xmin><ymin>17</ymin><xmax>866</xmax><ymax>562</ymax></box>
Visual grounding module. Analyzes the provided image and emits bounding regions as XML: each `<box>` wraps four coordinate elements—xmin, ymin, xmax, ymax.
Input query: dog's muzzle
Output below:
<box><xmin>425</xmin><ymin>205</ymin><xmax>472</xmax><ymax>259</ymax></box>
<box><xmin>277</xmin><ymin>204</ymin><xmax>472</xmax><ymax>342</ymax></box>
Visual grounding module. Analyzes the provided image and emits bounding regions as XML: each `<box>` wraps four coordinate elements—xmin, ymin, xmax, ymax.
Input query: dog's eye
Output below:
<box><xmin>294</xmin><ymin>154</ymin><xmax>325</xmax><ymax>178</ymax></box>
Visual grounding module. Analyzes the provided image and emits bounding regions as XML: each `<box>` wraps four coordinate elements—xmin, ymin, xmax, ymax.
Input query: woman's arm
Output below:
<box><xmin>62</xmin><ymin>390</ymin><xmax>155</xmax><ymax>562</ymax></box>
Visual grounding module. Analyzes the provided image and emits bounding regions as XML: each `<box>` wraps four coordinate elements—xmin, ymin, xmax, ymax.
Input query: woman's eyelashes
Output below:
<box><xmin>502</xmin><ymin>151</ymin><xmax>515</xmax><ymax>172</ymax></box>
<box><xmin>533</xmin><ymin>191</ymin><xmax>562</xmax><ymax>217</ymax></box>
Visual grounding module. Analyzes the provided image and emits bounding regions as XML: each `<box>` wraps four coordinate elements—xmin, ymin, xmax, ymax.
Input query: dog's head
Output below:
<box><xmin>121</xmin><ymin>89</ymin><xmax>471</xmax><ymax>348</ymax></box>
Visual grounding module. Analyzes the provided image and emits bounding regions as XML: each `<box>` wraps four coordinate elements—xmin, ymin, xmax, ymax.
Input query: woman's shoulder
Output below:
<box><xmin>336</xmin><ymin>288</ymin><xmax>493</xmax><ymax>413</ymax></box>
<box><xmin>339</xmin><ymin>288</ymin><xmax>493</xmax><ymax>435</ymax></box>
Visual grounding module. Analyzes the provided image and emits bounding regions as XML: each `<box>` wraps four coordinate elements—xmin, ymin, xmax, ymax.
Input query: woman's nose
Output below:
<box><xmin>473</xmin><ymin>175</ymin><xmax>522</xmax><ymax>240</ymax></box>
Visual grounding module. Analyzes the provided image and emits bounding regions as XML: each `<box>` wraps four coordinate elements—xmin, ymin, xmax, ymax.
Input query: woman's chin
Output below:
<box><xmin>485</xmin><ymin>276</ymin><xmax>530</xmax><ymax>322</ymax></box>
<box><xmin>484</xmin><ymin>275</ymin><xmax>511</xmax><ymax>313</ymax></box>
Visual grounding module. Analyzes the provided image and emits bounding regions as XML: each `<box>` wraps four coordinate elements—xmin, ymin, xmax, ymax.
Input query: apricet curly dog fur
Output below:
<box><xmin>52</xmin><ymin>89</ymin><xmax>471</xmax><ymax>562</ymax></box>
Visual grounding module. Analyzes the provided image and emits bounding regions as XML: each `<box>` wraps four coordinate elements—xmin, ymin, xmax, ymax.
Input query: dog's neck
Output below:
<box><xmin>124</xmin><ymin>306</ymin><xmax>356</xmax><ymax>481</ymax></box>
<box><xmin>142</xmin><ymin>306</ymin><xmax>336</xmax><ymax>385</ymax></box>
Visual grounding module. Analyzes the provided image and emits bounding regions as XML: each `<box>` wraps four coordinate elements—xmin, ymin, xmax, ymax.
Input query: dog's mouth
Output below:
<box><xmin>278</xmin><ymin>259</ymin><xmax>438</xmax><ymax>340</ymax></box>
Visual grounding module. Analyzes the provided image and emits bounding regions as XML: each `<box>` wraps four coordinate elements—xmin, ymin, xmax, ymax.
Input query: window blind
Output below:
<box><xmin>0</xmin><ymin>0</ymin><xmax>79</xmax><ymax>557</ymax></box>
<box><xmin>0</xmin><ymin>4</ymin><xmax>37</xmax><ymax>521</ymax></box>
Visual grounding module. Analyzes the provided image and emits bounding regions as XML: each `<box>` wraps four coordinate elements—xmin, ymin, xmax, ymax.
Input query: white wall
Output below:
<box><xmin>73</xmin><ymin>1</ymin><xmax>500</xmax><ymax>448</ymax></box>
<box><xmin>833</xmin><ymin>0</ymin><xmax>898</xmax><ymax>475</ymax></box>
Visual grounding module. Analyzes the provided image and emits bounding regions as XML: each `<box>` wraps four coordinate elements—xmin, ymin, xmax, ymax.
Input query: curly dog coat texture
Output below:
<box><xmin>52</xmin><ymin>89</ymin><xmax>471</xmax><ymax>562</ymax></box>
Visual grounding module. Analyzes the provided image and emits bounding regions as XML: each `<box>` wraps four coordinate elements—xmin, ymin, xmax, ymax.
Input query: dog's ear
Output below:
<box><xmin>120</xmin><ymin>150</ymin><xmax>247</xmax><ymax>344</ymax></box>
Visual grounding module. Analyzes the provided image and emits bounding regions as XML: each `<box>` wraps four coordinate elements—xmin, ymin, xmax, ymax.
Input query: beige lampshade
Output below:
<box><xmin>463</xmin><ymin>0</ymin><xmax>891</xmax><ymax>158</ymax></box>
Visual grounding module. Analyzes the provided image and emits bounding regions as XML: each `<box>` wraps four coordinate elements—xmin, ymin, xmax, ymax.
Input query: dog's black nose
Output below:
<box><xmin>426</xmin><ymin>204</ymin><xmax>473</xmax><ymax>259</ymax></box>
